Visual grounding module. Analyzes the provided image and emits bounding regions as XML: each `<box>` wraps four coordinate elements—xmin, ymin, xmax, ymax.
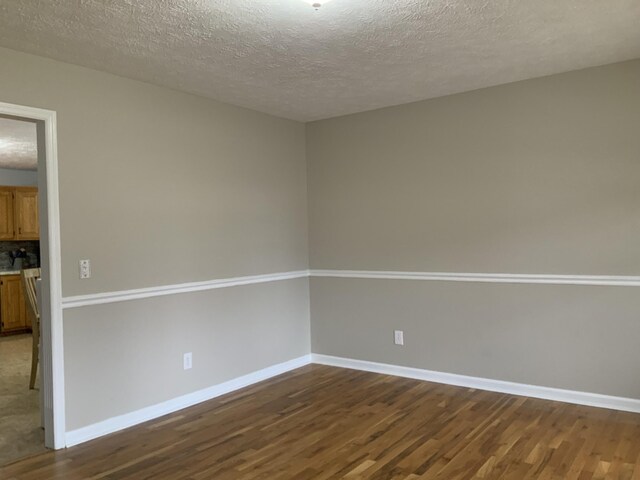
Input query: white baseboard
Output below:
<box><xmin>311</xmin><ymin>354</ymin><xmax>640</xmax><ymax>414</ymax></box>
<box><xmin>65</xmin><ymin>352</ymin><xmax>640</xmax><ymax>448</ymax></box>
<box><xmin>65</xmin><ymin>355</ymin><xmax>312</xmax><ymax>447</ymax></box>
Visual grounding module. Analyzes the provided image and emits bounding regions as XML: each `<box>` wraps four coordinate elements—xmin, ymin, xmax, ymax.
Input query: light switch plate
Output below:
<box><xmin>79</xmin><ymin>259</ymin><xmax>91</xmax><ymax>279</ymax></box>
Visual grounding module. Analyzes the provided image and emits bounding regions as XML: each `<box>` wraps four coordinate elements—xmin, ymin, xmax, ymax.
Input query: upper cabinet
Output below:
<box><xmin>0</xmin><ymin>186</ymin><xmax>39</xmax><ymax>241</ymax></box>
<box><xmin>0</xmin><ymin>188</ymin><xmax>14</xmax><ymax>240</ymax></box>
<box><xmin>14</xmin><ymin>188</ymin><xmax>39</xmax><ymax>240</ymax></box>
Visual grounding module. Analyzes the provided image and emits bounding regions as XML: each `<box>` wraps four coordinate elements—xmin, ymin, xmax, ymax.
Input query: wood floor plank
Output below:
<box><xmin>2</xmin><ymin>364</ymin><xmax>640</xmax><ymax>479</ymax></box>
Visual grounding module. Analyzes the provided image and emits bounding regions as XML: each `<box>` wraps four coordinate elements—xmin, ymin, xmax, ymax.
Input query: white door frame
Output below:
<box><xmin>0</xmin><ymin>101</ymin><xmax>65</xmax><ymax>449</ymax></box>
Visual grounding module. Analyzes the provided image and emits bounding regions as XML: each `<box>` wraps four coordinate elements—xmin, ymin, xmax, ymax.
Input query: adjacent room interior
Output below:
<box><xmin>0</xmin><ymin>1</ymin><xmax>639</xmax><ymax>478</ymax></box>
<box><xmin>0</xmin><ymin>116</ymin><xmax>46</xmax><ymax>466</ymax></box>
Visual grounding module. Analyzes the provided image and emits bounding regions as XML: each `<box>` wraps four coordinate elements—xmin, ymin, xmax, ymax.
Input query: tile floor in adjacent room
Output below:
<box><xmin>0</xmin><ymin>334</ymin><xmax>46</xmax><ymax>467</ymax></box>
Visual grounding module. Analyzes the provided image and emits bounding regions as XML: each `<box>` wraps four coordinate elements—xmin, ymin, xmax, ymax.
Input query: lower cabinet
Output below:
<box><xmin>0</xmin><ymin>275</ymin><xmax>30</xmax><ymax>334</ymax></box>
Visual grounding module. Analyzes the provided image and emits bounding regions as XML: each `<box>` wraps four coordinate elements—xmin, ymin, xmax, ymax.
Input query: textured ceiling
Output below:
<box><xmin>0</xmin><ymin>118</ymin><xmax>37</xmax><ymax>170</ymax></box>
<box><xmin>0</xmin><ymin>1</ymin><xmax>639</xmax><ymax>121</ymax></box>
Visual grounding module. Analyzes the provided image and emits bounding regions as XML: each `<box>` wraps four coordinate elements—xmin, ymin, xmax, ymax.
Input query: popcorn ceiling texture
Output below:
<box><xmin>0</xmin><ymin>0</ymin><xmax>639</xmax><ymax>121</ymax></box>
<box><xmin>0</xmin><ymin>118</ymin><xmax>37</xmax><ymax>170</ymax></box>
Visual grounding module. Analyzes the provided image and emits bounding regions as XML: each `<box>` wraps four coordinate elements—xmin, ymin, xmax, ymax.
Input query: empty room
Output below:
<box><xmin>1</xmin><ymin>1</ymin><xmax>639</xmax><ymax>479</ymax></box>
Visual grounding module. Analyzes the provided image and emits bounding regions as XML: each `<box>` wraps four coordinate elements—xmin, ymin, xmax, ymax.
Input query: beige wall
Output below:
<box><xmin>0</xmin><ymin>46</ymin><xmax>309</xmax><ymax>296</ymax></box>
<box><xmin>64</xmin><ymin>279</ymin><xmax>310</xmax><ymax>430</ymax></box>
<box><xmin>0</xmin><ymin>46</ymin><xmax>310</xmax><ymax>431</ymax></box>
<box><xmin>307</xmin><ymin>59</ymin><xmax>640</xmax><ymax>397</ymax></box>
<box><xmin>310</xmin><ymin>278</ymin><xmax>640</xmax><ymax>399</ymax></box>
<box><xmin>307</xmin><ymin>60</ymin><xmax>640</xmax><ymax>275</ymax></box>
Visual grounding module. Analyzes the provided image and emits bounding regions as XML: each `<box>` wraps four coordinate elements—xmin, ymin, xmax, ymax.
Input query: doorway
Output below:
<box><xmin>0</xmin><ymin>102</ymin><xmax>64</xmax><ymax>464</ymax></box>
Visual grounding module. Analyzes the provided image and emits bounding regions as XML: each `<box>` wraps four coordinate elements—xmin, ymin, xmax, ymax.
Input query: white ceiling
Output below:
<box><xmin>0</xmin><ymin>1</ymin><xmax>639</xmax><ymax>121</ymax></box>
<box><xmin>0</xmin><ymin>117</ymin><xmax>38</xmax><ymax>170</ymax></box>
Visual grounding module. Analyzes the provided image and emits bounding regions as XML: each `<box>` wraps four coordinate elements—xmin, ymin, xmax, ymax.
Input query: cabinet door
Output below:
<box><xmin>15</xmin><ymin>187</ymin><xmax>39</xmax><ymax>240</ymax></box>
<box><xmin>0</xmin><ymin>188</ymin><xmax>15</xmax><ymax>240</ymax></box>
<box><xmin>0</xmin><ymin>275</ymin><xmax>27</xmax><ymax>332</ymax></box>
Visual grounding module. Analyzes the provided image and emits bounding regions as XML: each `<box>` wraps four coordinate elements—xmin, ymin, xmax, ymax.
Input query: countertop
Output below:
<box><xmin>0</xmin><ymin>270</ymin><xmax>20</xmax><ymax>276</ymax></box>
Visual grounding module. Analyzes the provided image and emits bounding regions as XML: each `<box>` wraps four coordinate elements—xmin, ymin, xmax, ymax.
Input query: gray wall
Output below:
<box><xmin>310</xmin><ymin>278</ymin><xmax>640</xmax><ymax>399</ymax></box>
<box><xmin>0</xmin><ymin>46</ymin><xmax>310</xmax><ymax>430</ymax></box>
<box><xmin>0</xmin><ymin>167</ymin><xmax>38</xmax><ymax>186</ymax></box>
<box><xmin>307</xmin><ymin>59</ymin><xmax>640</xmax><ymax>397</ymax></box>
<box><xmin>307</xmin><ymin>60</ymin><xmax>640</xmax><ymax>275</ymax></box>
<box><xmin>0</xmin><ymin>47</ymin><xmax>308</xmax><ymax>297</ymax></box>
<box><xmin>64</xmin><ymin>279</ymin><xmax>310</xmax><ymax>430</ymax></box>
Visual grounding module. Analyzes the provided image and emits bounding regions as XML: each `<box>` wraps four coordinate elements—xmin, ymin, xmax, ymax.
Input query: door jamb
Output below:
<box><xmin>0</xmin><ymin>101</ymin><xmax>65</xmax><ymax>449</ymax></box>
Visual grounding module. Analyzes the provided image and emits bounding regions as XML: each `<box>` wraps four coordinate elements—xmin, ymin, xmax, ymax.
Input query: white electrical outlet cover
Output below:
<box><xmin>183</xmin><ymin>352</ymin><xmax>193</xmax><ymax>370</ymax></box>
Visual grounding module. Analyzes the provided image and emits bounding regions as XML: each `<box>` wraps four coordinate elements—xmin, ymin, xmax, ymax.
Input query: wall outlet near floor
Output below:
<box><xmin>394</xmin><ymin>330</ymin><xmax>404</xmax><ymax>346</ymax></box>
<box><xmin>79</xmin><ymin>259</ymin><xmax>91</xmax><ymax>279</ymax></box>
<box><xmin>183</xmin><ymin>352</ymin><xmax>193</xmax><ymax>370</ymax></box>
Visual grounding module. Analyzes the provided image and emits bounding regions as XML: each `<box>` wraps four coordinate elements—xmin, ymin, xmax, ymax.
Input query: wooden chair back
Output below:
<box><xmin>22</xmin><ymin>267</ymin><xmax>41</xmax><ymax>321</ymax></box>
<box><xmin>22</xmin><ymin>267</ymin><xmax>41</xmax><ymax>390</ymax></box>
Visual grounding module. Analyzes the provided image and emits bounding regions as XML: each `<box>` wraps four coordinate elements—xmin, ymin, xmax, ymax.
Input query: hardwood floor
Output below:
<box><xmin>3</xmin><ymin>364</ymin><xmax>640</xmax><ymax>479</ymax></box>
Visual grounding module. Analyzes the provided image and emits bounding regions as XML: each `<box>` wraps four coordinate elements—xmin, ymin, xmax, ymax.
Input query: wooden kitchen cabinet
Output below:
<box><xmin>0</xmin><ymin>186</ymin><xmax>39</xmax><ymax>240</ymax></box>
<box><xmin>0</xmin><ymin>275</ymin><xmax>29</xmax><ymax>334</ymax></box>
<box><xmin>14</xmin><ymin>187</ymin><xmax>40</xmax><ymax>240</ymax></box>
<box><xmin>0</xmin><ymin>188</ymin><xmax>14</xmax><ymax>240</ymax></box>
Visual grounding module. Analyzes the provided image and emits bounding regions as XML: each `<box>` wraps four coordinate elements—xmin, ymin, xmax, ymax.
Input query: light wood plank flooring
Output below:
<box><xmin>2</xmin><ymin>364</ymin><xmax>640</xmax><ymax>479</ymax></box>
